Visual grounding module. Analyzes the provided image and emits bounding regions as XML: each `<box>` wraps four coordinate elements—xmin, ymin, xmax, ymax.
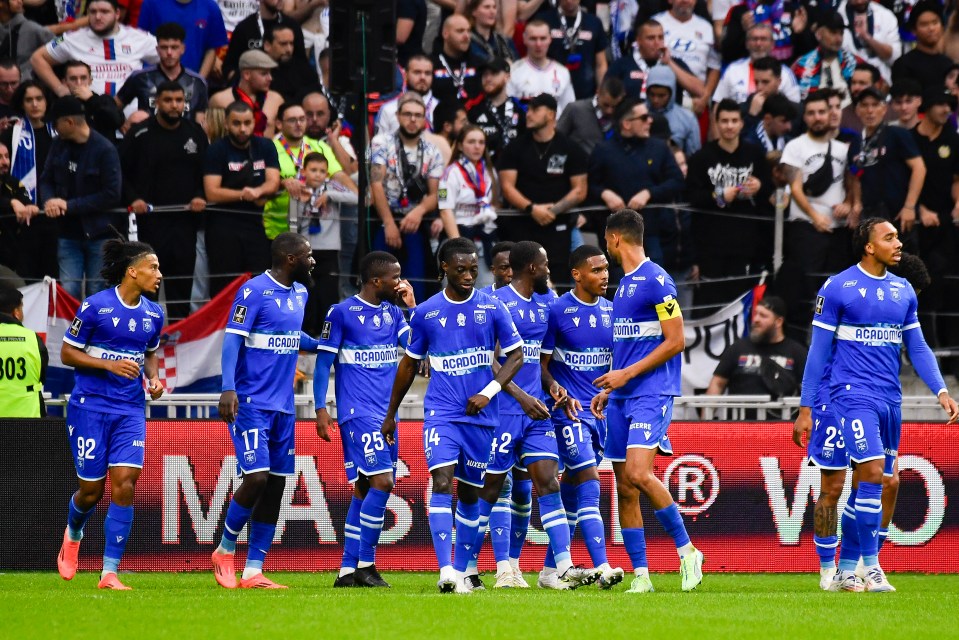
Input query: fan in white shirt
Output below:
<box><xmin>376</xmin><ymin>55</ymin><xmax>440</xmax><ymax>137</ymax></box>
<box><xmin>31</xmin><ymin>0</ymin><xmax>157</xmax><ymax>98</ymax></box>
<box><xmin>713</xmin><ymin>23</ymin><xmax>800</xmax><ymax>104</ymax></box>
<box><xmin>653</xmin><ymin>0</ymin><xmax>720</xmax><ymax>112</ymax></box>
<box><xmin>506</xmin><ymin>19</ymin><xmax>575</xmax><ymax>116</ymax></box>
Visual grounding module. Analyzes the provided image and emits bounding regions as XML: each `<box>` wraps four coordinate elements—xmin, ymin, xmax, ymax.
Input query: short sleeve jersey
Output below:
<box><xmin>491</xmin><ymin>285</ymin><xmax>551</xmax><ymax>414</ymax></box>
<box><xmin>810</xmin><ymin>263</ymin><xmax>921</xmax><ymax>404</ymax></box>
<box><xmin>541</xmin><ymin>291</ymin><xmax>613</xmax><ymax>412</ymax></box>
<box><xmin>63</xmin><ymin>287</ymin><xmax>164</xmax><ymax>416</ymax></box>
<box><xmin>224</xmin><ymin>271</ymin><xmax>308</xmax><ymax>413</ymax></box>
<box><xmin>46</xmin><ymin>25</ymin><xmax>159</xmax><ymax>95</ymax></box>
<box><xmin>438</xmin><ymin>159</ymin><xmax>496</xmax><ymax>226</ymax></box>
<box><xmin>406</xmin><ymin>289</ymin><xmax>522</xmax><ymax>427</ymax></box>
<box><xmin>611</xmin><ymin>258</ymin><xmax>682</xmax><ymax>399</ymax></box>
<box><xmin>316</xmin><ymin>295</ymin><xmax>410</xmax><ymax>424</ymax></box>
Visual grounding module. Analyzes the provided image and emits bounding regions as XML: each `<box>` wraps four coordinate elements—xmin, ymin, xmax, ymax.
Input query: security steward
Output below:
<box><xmin>0</xmin><ymin>286</ymin><xmax>47</xmax><ymax>417</ymax></box>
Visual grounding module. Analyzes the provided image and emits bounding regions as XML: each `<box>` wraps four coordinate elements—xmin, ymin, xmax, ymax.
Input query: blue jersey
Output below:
<box><xmin>811</xmin><ymin>264</ymin><xmax>921</xmax><ymax>404</ymax></box>
<box><xmin>542</xmin><ymin>292</ymin><xmax>613</xmax><ymax>414</ymax></box>
<box><xmin>63</xmin><ymin>287</ymin><xmax>164</xmax><ymax>416</ymax></box>
<box><xmin>611</xmin><ymin>259</ymin><xmax>682</xmax><ymax>399</ymax></box>
<box><xmin>492</xmin><ymin>285</ymin><xmax>551</xmax><ymax>414</ymax></box>
<box><xmin>224</xmin><ymin>272</ymin><xmax>308</xmax><ymax>414</ymax></box>
<box><xmin>317</xmin><ymin>295</ymin><xmax>410</xmax><ymax>424</ymax></box>
<box><xmin>406</xmin><ymin>289</ymin><xmax>522</xmax><ymax>427</ymax></box>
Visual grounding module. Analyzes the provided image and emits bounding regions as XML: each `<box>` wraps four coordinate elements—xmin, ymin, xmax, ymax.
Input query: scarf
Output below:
<box><xmin>233</xmin><ymin>86</ymin><xmax>267</xmax><ymax>135</ymax></box>
<box><xmin>10</xmin><ymin>118</ymin><xmax>55</xmax><ymax>203</ymax></box>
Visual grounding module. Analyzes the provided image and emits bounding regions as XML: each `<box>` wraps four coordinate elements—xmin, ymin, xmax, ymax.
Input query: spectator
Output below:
<box><xmin>213</xmin><ymin>0</ymin><xmax>258</xmax><ymax>37</ymax></box>
<box><xmin>0</xmin><ymin>0</ymin><xmax>53</xmax><ymax>78</ymax></box>
<box><xmin>606</xmin><ymin>19</ymin><xmax>704</xmax><ymax>102</ymax></box>
<box><xmin>0</xmin><ymin>80</ymin><xmax>55</xmax><ymax>281</ymax></box>
<box><xmin>293</xmin><ymin>152</ymin><xmax>356</xmax><ymax>336</ymax></box>
<box><xmin>222</xmin><ymin>0</ymin><xmax>308</xmax><ymax>82</ymax></box>
<box><xmin>263</xmin><ymin>101</ymin><xmax>355</xmax><ymax>241</ymax></box>
<box><xmin>654</xmin><ymin>0</ymin><xmax>720</xmax><ymax>115</ymax></box>
<box><xmin>432</xmin><ymin>14</ymin><xmax>483</xmax><ymax>106</ymax></box>
<box><xmin>778</xmin><ymin>92</ymin><xmax>855</xmax><ymax>331</ymax></box>
<box><xmin>507</xmin><ymin>19</ymin><xmax>575</xmax><ymax>115</ymax></box>
<box><xmin>892</xmin><ymin>2</ymin><xmax>952</xmax><ymax>90</ymax></box>
<box><xmin>30</xmin><ymin>0</ymin><xmax>158</xmax><ymax>98</ymax></box>
<box><xmin>556</xmin><ymin>74</ymin><xmax>625</xmax><ymax>156</ymax></box>
<box><xmin>396</xmin><ymin>0</ymin><xmax>427</xmax><ymax>66</ymax></box>
<box><xmin>438</xmin><ymin>124</ymin><xmax>499</xmax><ymax>266</ymax></box>
<box><xmin>741</xmin><ymin>56</ymin><xmax>800</xmax><ymax>124</ymax></box>
<box><xmin>912</xmin><ymin>87</ymin><xmax>959</xmax><ymax>348</ymax></box>
<box><xmin>375</xmin><ymin>55</ymin><xmax>438</xmax><ymax>137</ymax></box>
<box><xmin>720</xmin><ymin>0</ymin><xmax>816</xmax><ymax>66</ymax></box>
<box><xmin>136</xmin><ymin>0</ymin><xmax>227</xmax><ymax>76</ymax></box>
<box><xmin>645</xmin><ymin>64</ymin><xmax>700</xmax><ymax>154</ymax></box>
<box><xmin>39</xmin><ymin>96</ymin><xmax>122</xmax><ymax>299</ymax></box>
<box><xmin>545</xmin><ymin>0</ymin><xmax>608</xmax><ymax>99</ymax></box>
<box><xmin>498</xmin><ymin>92</ymin><xmax>587</xmax><ymax>286</ymax></box>
<box><xmin>120</xmin><ymin>80</ymin><xmax>207</xmax><ymax>320</ymax></box>
<box><xmin>262</xmin><ymin>23</ymin><xmax>315</xmax><ymax>102</ymax></box>
<box><xmin>850</xmin><ymin>87</ymin><xmax>925</xmax><ymax>231</ymax></box>
<box><xmin>714</xmin><ymin>24</ymin><xmax>801</xmax><ymax>106</ymax></box>
<box><xmin>0</xmin><ymin>285</ymin><xmax>47</xmax><ymax>417</ymax></box>
<box><xmin>839</xmin><ymin>0</ymin><xmax>900</xmax><ymax>85</ymax></box>
<box><xmin>61</xmin><ymin>60</ymin><xmax>123</xmax><ymax>141</ymax></box>
<box><xmin>116</xmin><ymin>22</ymin><xmax>209</xmax><ymax>130</ymax></box>
<box><xmin>705</xmin><ymin>296</ymin><xmax>807</xmax><ymax>399</ymax></box>
<box><xmin>839</xmin><ymin>61</ymin><xmax>883</xmax><ymax>131</ymax></box>
<box><xmin>209</xmin><ymin>49</ymin><xmax>282</xmax><ymax>137</ymax></box>
<box><xmin>468</xmin><ymin>0</ymin><xmax>517</xmax><ymax>63</ymax></box>
<box><xmin>792</xmin><ymin>12</ymin><xmax>859</xmax><ymax>108</ymax></box>
<box><xmin>0</xmin><ymin>141</ymin><xmax>34</xmax><ymax>272</ymax></box>
<box><xmin>428</xmin><ymin>100</ymin><xmax>467</xmax><ymax>163</ymax></box>
<box><xmin>0</xmin><ymin>59</ymin><xmax>19</xmax><ymax>128</ymax></box>
<box><xmin>202</xmin><ymin>100</ymin><xmax>280</xmax><ymax>296</ymax></box>
<box><xmin>742</xmin><ymin>93</ymin><xmax>797</xmax><ymax>153</ymax></box>
<box><xmin>686</xmin><ymin>98</ymin><xmax>773</xmax><ymax>310</ymax></box>
<box><xmin>889</xmin><ymin>79</ymin><xmax>921</xmax><ymax>129</ymax></box>
<box><xmin>466</xmin><ymin>56</ymin><xmax>526</xmax><ymax>161</ymax></box>
<box><xmin>369</xmin><ymin>92</ymin><xmax>444</xmax><ymax>301</ymax></box>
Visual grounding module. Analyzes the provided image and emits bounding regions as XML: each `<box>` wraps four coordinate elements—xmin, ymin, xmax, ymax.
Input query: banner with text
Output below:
<box><xmin>2</xmin><ymin>420</ymin><xmax>955</xmax><ymax>572</ymax></box>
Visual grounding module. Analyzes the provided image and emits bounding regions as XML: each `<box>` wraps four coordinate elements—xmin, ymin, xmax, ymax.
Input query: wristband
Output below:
<box><xmin>478</xmin><ymin>380</ymin><xmax>502</xmax><ymax>400</ymax></box>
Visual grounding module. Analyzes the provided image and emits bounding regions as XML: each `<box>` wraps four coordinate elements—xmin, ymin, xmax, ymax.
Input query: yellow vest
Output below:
<box><xmin>263</xmin><ymin>137</ymin><xmax>344</xmax><ymax>240</ymax></box>
<box><xmin>0</xmin><ymin>321</ymin><xmax>42</xmax><ymax>418</ymax></box>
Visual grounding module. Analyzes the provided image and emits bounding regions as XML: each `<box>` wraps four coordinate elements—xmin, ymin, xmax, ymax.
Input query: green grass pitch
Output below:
<box><xmin>3</xmin><ymin>572</ymin><xmax>958</xmax><ymax>639</ymax></box>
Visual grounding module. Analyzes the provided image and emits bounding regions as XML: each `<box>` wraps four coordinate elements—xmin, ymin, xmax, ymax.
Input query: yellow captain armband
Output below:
<box><xmin>654</xmin><ymin>297</ymin><xmax>682</xmax><ymax>321</ymax></box>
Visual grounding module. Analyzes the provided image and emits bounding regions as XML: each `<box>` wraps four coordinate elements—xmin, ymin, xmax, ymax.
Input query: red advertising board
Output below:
<box><xmin>57</xmin><ymin>420</ymin><xmax>959</xmax><ymax>573</ymax></box>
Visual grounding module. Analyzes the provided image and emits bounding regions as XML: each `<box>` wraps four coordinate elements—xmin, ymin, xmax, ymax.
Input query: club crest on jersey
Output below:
<box><xmin>457</xmin><ymin>313</ymin><xmax>466</xmax><ymax>327</ymax></box>
<box><xmin>876</xmin><ymin>288</ymin><xmax>884</xmax><ymax>301</ymax></box>
<box><xmin>474</xmin><ymin>309</ymin><xmax>486</xmax><ymax>324</ymax></box>
<box><xmin>627</xmin><ymin>284</ymin><xmax>637</xmax><ymax>297</ymax></box>
<box><xmin>128</xmin><ymin>318</ymin><xmax>137</xmax><ymax>332</ymax></box>
<box><xmin>602</xmin><ymin>315</ymin><xmax>611</xmax><ymax>327</ymax></box>
<box><xmin>69</xmin><ymin>318</ymin><xmax>82</xmax><ymax>336</ymax></box>
<box><xmin>538</xmin><ymin>308</ymin><xmax>546</xmax><ymax>322</ymax></box>
<box><xmin>572</xmin><ymin>317</ymin><xmax>580</xmax><ymax>327</ymax></box>
<box><xmin>143</xmin><ymin>318</ymin><xmax>152</xmax><ymax>332</ymax></box>
<box><xmin>589</xmin><ymin>315</ymin><xmax>597</xmax><ymax>328</ymax></box>
<box><xmin>383</xmin><ymin>311</ymin><xmax>393</xmax><ymax>324</ymax></box>
<box><xmin>373</xmin><ymin>315</ymin><xmax>381</xmax><ymax>328</ymax></box>
<box><xmin>244</xmin><ymin>451</ymin><xmax>256</xmax><ymax>465</ymax></box>
<box><xmin>232</xmin><ymin>305</ymin><xmax>247</xmax><ymax>324</ymax></box>
<box><xmin>856</xmin><ymin>440</ymin><xmax>867</xmax><ymax>453</ymax></box>
<box><xmin>823</xmin><ymin>447</ymin><xmax>834</xmax><ymax>460</ymax></box>
<box><xmin>891</xmin><ymin>288</ymin><xmax>900</xmax><ymax>301</ymax></box>
<box><xmin>365</xmin><ymin>453</ymin><xmax>377</xmax><ymax>467</ymax></box>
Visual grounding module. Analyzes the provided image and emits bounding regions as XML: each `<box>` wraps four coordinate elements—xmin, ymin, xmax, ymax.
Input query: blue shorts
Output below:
<box><xmin>553</xmin><ymin>414</ymin><xmax>605</xmax><ymax>473</ymax></box>
<box><xmin>229</xmin><ymin>407</ymin><xmax>296</xmax><ymax>476</ymax></box>
<box><xmin>605</xmin><ymin>395</ymin><xmax>674</xmax><ymax>462</ymax></box>
<box><xmin>487</xmin><ymin>413</ymin><xmax>558</xmax><ymax>474</ymax></box>
<box><xmin>67</xmin><ymin>400</ymin><xmax>145</xmax><ymax>482</ymax></box>
<box><xmin>342</xmin><ymin>417</ymin><xmax>398</xmax><ymax>481</ymax></box>
<box><xmin>832</xmin><ymin>395</ymin><xmax>900</xmax><ymax>477</ymax></box>
<box><xmin>807</xmin><ymin>404</ymin><xmax>849</xmax><ymax>471</ymax></box>
<box><xmin>424</xmin><ymin>420</ymin><xmax>495</xmax><ymax>487</ymax></box>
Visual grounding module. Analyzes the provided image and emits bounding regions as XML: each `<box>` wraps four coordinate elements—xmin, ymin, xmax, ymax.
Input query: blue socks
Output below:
<box><xmin>341</xmin><ymin>496</ymin><xmax>362</xmax><ymax>570</ymax></box>
<box><xmin>490</xmin><ymin>478</ymin><xmax>512</xmax><ymax>563</ymax></box>
<box><xmin>838</xmin><ymin>487</ymin><xmax>860</xmax><ymax>572</ymax></box>
<box><xmin>509</xmin><ymin>479</ymin><xmax>532</xmax><ymax>562</ymax></box>
<box><xmin>102</xmin><ymin>503</ymin><xmax>133</xmax><ymax>575</ymax></box>
<box><xmin>878</xmin><ymin>527</ymin><xmax>888</xmax><ymax>552</ymax></box>
<box><xmin>67</xmin><ymin>495</ymin><xmax>94</xmax><ymax>542</ymax></box>
<box><xmin>358</xmin><ymin>488</ymin><xmax>390</xmax><ymax>565</ymax></box>
<box><xmin>621</xmin><ymin>527</ymin><xmax>648</xmax><ymax>570</ymax></box>
<box><xmin>469</xmin><ymin>498</ymin><xmax>496</xmax><ymax>570</ymax></box>
<box><xmin>245</xmin><ymin>520</ymin><xmax>276</xmax><ymax>572</ymax></box>
<box><xmin>856</xmin><ymin>482</ymin><xmax>883</xmax><ymax>567</ymax></box>
<box><xmin>544</xmin><ymin>482</ymin><xmax>578</xmax><ymax>569</ymax></box>
<box><xmin>654</xmin><ymin>503</ymin><xmax>692</xmax><ymax>554</ymax></box>
<box><xmin>577</xmin><ymin>479</ymin><xmax>608</xmax><ymax>567</ymax></box>
<box><xmin>429</xmin><ymin>493</ymin><xmax>454</xmax><ymax>569</ymax></box>
<box><xmin>539</xmin><ymin>492</ymin><xmax>572</xmax><ymax>569</ymax></box>
<box><xmin>814</xmin><ymin>534</ymin><xmax>839</xmax><ymax>570</ymax></box>
<box><xmin>219</xmin><ymin>499</ymin><xmax>253</xmax><ymax>553</ymax></box>
<box><xmin>453</xmin><ymin>500</ymin><xmax>480</xmax><ymax>572</ymax></box>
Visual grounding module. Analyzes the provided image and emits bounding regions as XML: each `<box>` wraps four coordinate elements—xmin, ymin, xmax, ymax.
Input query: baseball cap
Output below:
<box><xmin>819</xmin><ymin>12</ymin><xmax>846</xmax><ymax>33</ymax></box>
<box><xmin>47</xmin><ymin>96</ymin><xmax>85</xmax><ymax>122</ymax></box>
<box><xmin>854</xmin><ymin>86</ymin><xmax>886</xmax><ymax>105</ymax></box>
<box><xmin>239</xmin><ymin>49</ymin><xmax>278</xmax><ymax>70</ymax></box>
<box><xmin>528</xmin><ymin>93</ymin><xmax>557</xmax><ymax>111</ymax></box>
<box><xmin>480</xmin><ymin>57</ymin><xmax>510</xmax><ymax>75</ymax></box>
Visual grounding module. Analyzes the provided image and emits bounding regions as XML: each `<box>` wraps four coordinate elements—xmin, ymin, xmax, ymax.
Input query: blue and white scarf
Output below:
<box><xmin>10</xmin><ymin>118</ymin><xmax>56</xmax><ymax>204</ymax></box>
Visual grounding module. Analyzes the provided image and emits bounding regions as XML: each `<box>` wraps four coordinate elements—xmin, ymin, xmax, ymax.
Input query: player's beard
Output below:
<box><xmin>533</xmin><ymin>274</ymin><xmax>550</xmax><ymax>295</ymax></box>
<box><xmin>292</xmin><ymin>262</ymin><xmax>314</xmax><ymax>288</ymax></box>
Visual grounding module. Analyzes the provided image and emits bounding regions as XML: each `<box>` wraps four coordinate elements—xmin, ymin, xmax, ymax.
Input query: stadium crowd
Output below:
<box><xmin>0</xmin><ymin>0</ymin><xmax>958</xmax><ymax>350</ymax></box>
